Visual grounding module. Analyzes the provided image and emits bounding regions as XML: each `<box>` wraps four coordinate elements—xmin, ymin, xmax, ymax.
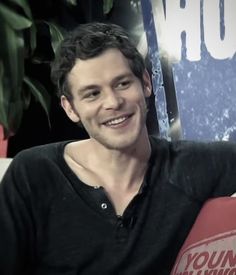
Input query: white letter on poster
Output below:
<box><xmin>204</xmin><ymin>0</ymin><xmax>236</xmax><ymax>59</ymax></box>
<box><xmin>153</xmin><ymin>0</ymin><xmax>201</xmax><ymax>62</ymax></box>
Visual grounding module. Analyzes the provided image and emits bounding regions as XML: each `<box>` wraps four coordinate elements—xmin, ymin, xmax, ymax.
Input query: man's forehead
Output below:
<box><xmin>71</xmin><ymin>48</ymin><xmax>129</xmax><ymax>69</ymax></box>
<box><xmin>68</xmin><ymin>49</ymin><xmax>133</xmax><ymax>80</ymax></box>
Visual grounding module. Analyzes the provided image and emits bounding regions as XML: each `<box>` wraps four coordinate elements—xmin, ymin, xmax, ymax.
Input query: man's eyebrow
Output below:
<box><xmin>77</xmin><ymin>73</ymin><xmax>134</xmax><ymax>94</ymax></box>
<box><xmin>77</xmin><ymin>84</ymin><xmax>100</xmax><ymax>94</ymax></box>
<box><xmin>111</xmin><ymin>73</ymin><xmax>133</xmax><ymax>84</ymax></box>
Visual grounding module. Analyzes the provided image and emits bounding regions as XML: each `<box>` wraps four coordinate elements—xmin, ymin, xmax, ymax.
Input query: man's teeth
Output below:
<box><xmin>106</xmin><ymin>116</ymin><xmax>128</xmax><ymax>126</ymax></box>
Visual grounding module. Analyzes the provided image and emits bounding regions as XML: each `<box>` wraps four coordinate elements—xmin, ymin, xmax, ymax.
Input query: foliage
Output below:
<box><xmin>103</xmin><ymin>0</ymin><xmax>114</xmax><ymax>15</ymax></box>
<box><xmin>0</xmin><ymin>0</ymin><xmax>115</xmax><ymax>139</ymax></box>
<box><xmin>0</xmin><ymin>0</ymin><xmax>63</xmax><ymax>138</ymax></box>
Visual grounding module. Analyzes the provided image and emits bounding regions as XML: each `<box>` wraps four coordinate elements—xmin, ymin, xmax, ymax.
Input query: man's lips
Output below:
<box><xmin>102</xmin><ymin>114</ymin><xmax>133</xmax><ymax>126</ymax></box>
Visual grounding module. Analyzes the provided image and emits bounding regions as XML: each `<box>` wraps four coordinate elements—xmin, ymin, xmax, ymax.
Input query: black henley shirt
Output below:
<box><xmin>1</xmin><ymin>137</ymin><xmax>236</xmax><ymax>274</ymax></box>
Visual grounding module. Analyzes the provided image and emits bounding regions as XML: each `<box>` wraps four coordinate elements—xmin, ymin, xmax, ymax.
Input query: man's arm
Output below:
<box><xmin>0</xmin><ymin>157</ymin><xmax>36</xmax><ymax>275</ymax></box>
<box><xmin>169</xmin><ymin>140</ymin><xmax>236</xmax><ymax>201</ymax></box>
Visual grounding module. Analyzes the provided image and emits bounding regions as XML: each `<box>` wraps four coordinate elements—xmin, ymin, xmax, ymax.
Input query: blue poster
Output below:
<box><xmin>141</xmin><ymin>0</ymin><xmax>236</xmax><ymax>141</ymax></box>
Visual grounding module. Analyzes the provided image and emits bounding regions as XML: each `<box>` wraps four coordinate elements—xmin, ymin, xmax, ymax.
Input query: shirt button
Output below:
<box><xmin>119</xmin><ymin>222</ymin><xmax>124</xmax><ymax>228</ymax></box>
<box><xmin>93</xmin><ymin>186</ymin><xmax>100</xmax><ymax>189</ymax></box>
<box><xmin>101</xmin><ymin>203</ymin><xmax>108</xmax><ymax>209</ymax></box>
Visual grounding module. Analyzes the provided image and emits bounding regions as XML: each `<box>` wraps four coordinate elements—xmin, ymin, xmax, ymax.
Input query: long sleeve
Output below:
<box><xmin>168</xmin><ymin>140</ymin><xmax>236</xmax><ymax>202</ymax></box>
<box><xmin>0</xmin><ymin>157</ymin><xmax>36</xmax><ymax>275</ymax></box>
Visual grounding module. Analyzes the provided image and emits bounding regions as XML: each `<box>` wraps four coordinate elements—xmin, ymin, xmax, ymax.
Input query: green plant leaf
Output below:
<box><xmin>23</xmin><ymin>76</ymin><xmax>51</xmax><ymax>127</ymax></box>
<box><xmin>0</xmin><ymin>61</ymin><xmax>8</xmax><ymax>130</ymax></box>
<box><xmin>0</xmin><ymin>24</ymin><xmax>25</xmax><ymax>137</ymax></box>
<box><xmin>22</xmin><ymin>85</ymin><xmax>31</xmax><ymax>110</ymax></box>
<box><xmin>65</xmin><ymin>0</ymin><xmax>77</xmax><ymax>6</ymax></box>
<box><xmin>103</xmin><ymin>0</ymin><xmax>114</xmax><ymax>15</ymax></box>
<box><xmin>0</xmin><ymin>3</ymin><xmax>32</xmax><ymax>30</ymax></box>
<box><xmin>8</xmin><ymin>0</ymin><xmax>36</xmax><ymax>53</ymax></box>
<box><xmin>29</xmin><ymin>22</ymin><xmax>37</xmax><ymax>53</ymax></box>
<box><xmin>0</xmin><ymin>22</ymin><xmax>25</xmax><ymax>100</ymax></box>
<box><xmin>9</xmin><ymin>0</ymin><xmax>32</xmax><ymax>19</ymax></box>
<box><xmin>44</xmin><ymin>21</ymin><xmax>64</xmax><ymax>54</ymax></box>
<box><xmin>7</xmin><ymin>99</ymin><xmax>24</xmax><ymax>137</ymax></box>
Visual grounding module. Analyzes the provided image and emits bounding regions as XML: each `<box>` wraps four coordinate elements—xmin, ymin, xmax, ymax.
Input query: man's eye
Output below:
<box><xmin>84</xmin><ymin>90</ymin><xmax>100</xmax><ymax>99</ymax></box>
<box><xmin>116</xmin><ymin>80</ymin><xmax>131</xmax><ymax>89</ymax></box>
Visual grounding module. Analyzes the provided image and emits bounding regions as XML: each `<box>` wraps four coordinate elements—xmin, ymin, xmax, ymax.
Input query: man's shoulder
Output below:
<box><xmin>149</xmin><ymin>136</ymin><xmax>210</xmax><ymax>157</ymax></box>
<box><xmin>150</xmin><ymin>135</ymin><xmax>236</xmax><ymax>174</ymax></box>
<box><xmin>11</xmin><ymin>141</ymin><xmax>73</xmax><ymax>172</ymax></box>
<box><xmin>15</xmin><ymin>141</ymin><xmax>69</xmax><ymax>159</ymax></box>
<box><xmin>170</xmin><ymin>139</ymin><xmax>236</xmax><ymax>159</ymax></box>
<box><xmin>150</xmin><ymin>135</ymin><xmax>236</xmax><ymax>153</ymax></box>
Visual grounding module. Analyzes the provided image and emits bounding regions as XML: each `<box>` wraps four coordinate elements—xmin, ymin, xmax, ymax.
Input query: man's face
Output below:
<box><xmin>61</xmin><ymin>48</ymin><xmax>151</xmax><ymax>151</ymax></box>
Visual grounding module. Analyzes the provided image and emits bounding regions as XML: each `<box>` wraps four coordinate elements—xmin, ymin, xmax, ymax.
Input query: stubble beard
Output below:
<box><xmin>88</xmin><ymin>102</ymin><xmax>149</xmax><ymax>151</ymax></box>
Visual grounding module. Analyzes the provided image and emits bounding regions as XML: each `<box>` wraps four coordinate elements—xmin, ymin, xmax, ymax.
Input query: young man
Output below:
<box><xmin>1</xmin><ymin>22</ymin><xmax>236</xmax><ymax>275</ymax></box>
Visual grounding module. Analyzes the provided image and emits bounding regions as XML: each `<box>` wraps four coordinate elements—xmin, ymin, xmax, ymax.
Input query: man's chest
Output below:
<box><xmin>35</xmin><ymin>183</ymin><xmax>203</xmax><ymax>274</ymax></box>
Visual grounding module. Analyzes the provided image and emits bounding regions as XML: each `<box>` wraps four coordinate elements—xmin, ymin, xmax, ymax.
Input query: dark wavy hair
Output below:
<box><xmin>51</xmin><ymin>22</ymin><xmax>146</xmax><ymax>101</ymax></box>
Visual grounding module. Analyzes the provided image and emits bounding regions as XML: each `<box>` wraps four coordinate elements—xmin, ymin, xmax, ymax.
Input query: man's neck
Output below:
<box><xmin>87</xmin><ymin>133</ymin><xmax>151</xmax><ymax>188</ymax></box>
<box><xmin>64</xmin><ymin>132</ymin><xmax>151</xmax><ymax>215</ymax></box>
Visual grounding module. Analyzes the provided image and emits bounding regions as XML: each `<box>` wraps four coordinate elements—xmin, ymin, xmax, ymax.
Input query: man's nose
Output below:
<box><xmin>102</xmin><ymin>90</ymin><xmax>124</xmax><ymax>109</ymax></box>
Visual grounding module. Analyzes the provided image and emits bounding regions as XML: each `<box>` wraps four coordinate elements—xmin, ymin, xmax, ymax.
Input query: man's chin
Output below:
<box><xmin>100</xmin><ymin>135</ymin><xmax>140</xmax><ymax>151</ymax></box>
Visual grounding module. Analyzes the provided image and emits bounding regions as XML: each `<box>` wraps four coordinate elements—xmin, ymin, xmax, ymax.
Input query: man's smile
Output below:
<box><xmin>103</xmin><ymin>114</ymin><xmax>133</xmax><ymax>127</ymax></box>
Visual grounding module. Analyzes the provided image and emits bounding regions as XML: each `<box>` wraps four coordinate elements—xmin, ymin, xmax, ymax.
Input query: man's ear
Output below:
<box><xmin>143</xmin><ymin>69</ymin><xmax>152</xmax><ymax>97</ymax></box>
<box><xmin>60</xmin><ymin>95</ymin><xmax>80</xmax><ymax>123</ymax></box>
